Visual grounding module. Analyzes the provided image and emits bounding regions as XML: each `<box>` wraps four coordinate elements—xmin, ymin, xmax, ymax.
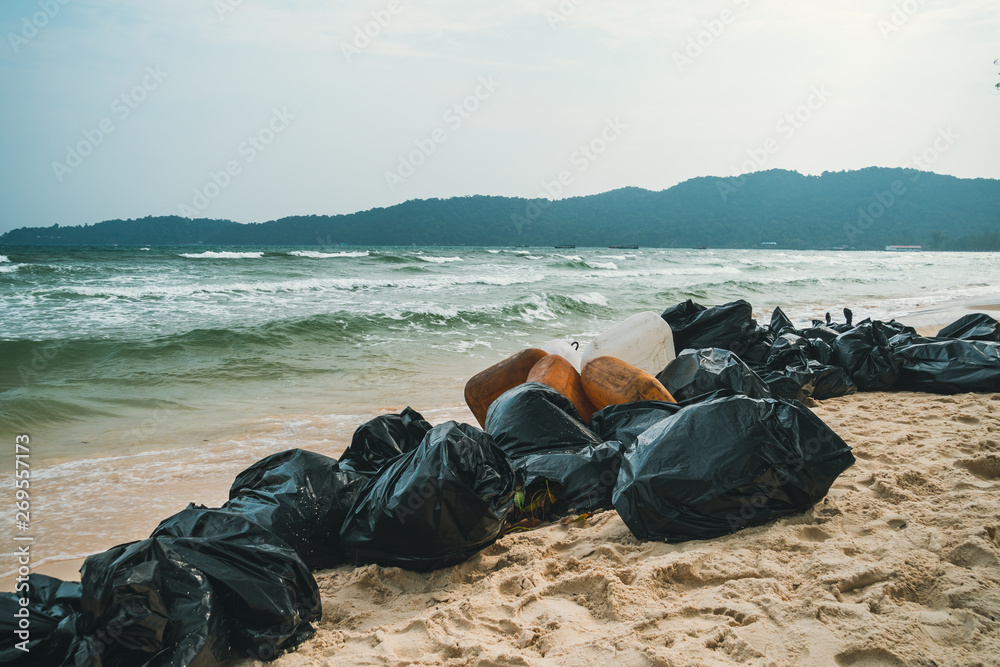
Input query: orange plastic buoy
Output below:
<box><xmin>465</xmin><ymin>348</ymin><xmax>549</xmax><ymax>427</ymax></box>
<box><xmin>581</xmin><ymin>356</ymin><xmax>677</xmax><ymax>411</ymax></box>
<box><xmin>527</xmin><ymin>354</ymin><xmax>598</xmax><ymax>424</ymax></box>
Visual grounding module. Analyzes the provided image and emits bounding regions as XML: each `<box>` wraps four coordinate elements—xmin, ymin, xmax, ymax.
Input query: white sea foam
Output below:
<box><xmin>0</xmin><ymin>255</ymin><xmax>9</xmax><ymax>262</ymax></box>
<box><xmin>290</xmin><ymin>250</ymin><xmax>370</xmax><ymax>258</ymax></box>
<box><xmin>53</xmin><ymin>271</ymin><xmax>547</xmax><ymax>299</ymax></box>
<box><xmin>486</xmin><ymin>249</ymin><xmax>501</xmax><ymax>254</ymax></box>
<box><xmin>556</xmin><ymin>254</ymin><xmax>584</xmax><ymax>261</ymax></box>
<box><xmin>572</xmin><ymin>292</ymin><xmax>609</xmax><ymax>306</ymax></box>
<box><xmin>178</xmin><ymin>251</ymin><xmax>264</xmax><ymax>259</ymax></box>
<box><xmin>416</xmin><ymin>255</ymin><xmax>463</xmax><ymax>263</ymax></box>
<box><xmin>613</xmin><ymin>265</ymin><xmax>742</xmax><ymax>278</ymax></box>
<box><xmin>0</xmin><ymin>265</ymin><xmax>18</xmax><ymax>274</ymax></box>
<box><xmin>585</xmin><ymin>260</ymin><xmax>618</xmax><ymax>270</ymax></box>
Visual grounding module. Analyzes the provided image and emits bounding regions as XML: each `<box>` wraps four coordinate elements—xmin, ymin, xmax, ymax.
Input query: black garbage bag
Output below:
<box><xmin>731</xmin><ymin>322</ymin><xmax>775</xmax><ymax>368</ymax></box>
<box><xmin>612</xmin><ymin>395</ymin><xmax>855</xmax><ymax>542</ymax></box>
<box><xmin>661</xmin><ymin>300</ymin><xmax>754</xmax><ymax>352</ymax></box>
<box><xmin>77</xmin><ymin>536</ymin><xmax>231</xmax><ymax>667</ymax></box>
<box><xmin>225</xmin><ymin>449</ymin><xmax>370</xmax><ymax>570</ymax></box>
<box><xmin>338</xmin><ymin>407</ymin><xmax>433</xmax><ymax>475</ymax></box>
<box><xmin>831</xmin><ymin>308</ymin><xmax>855</xmax><ymax>333</ymax></box>
<box><xmin>590</xmin><ymin>400</ymin><xmax>684</xmax><ymax>449</ymax></box>
<box><xmin>656</xmin><ymin>348</ymin><xmax>772</xmax><ymax>402</ymax></box>
<box><xmin>659</xmin><ymin>299</ymin><xmax>705</xmax><ymax>335</ymax></box>
<box><xmin>151</xmin><ymin>507</ymin><xmax>320</xmax><ymax>660</ymax></box>
<box><xmin>769</xmin><ymin>307</ymin><xmax>795</xmax><ymax>335</ymax></box>
<box><xmin>832</xmin><ymin>322</ymin><xmax>901</xmax><ymax>391</ymax></box>
<box><xmin>77</xmin><ymin>507</ymin><xmax>321</xmax><ymax>666</ymax></box>
<box><xmin>799</xmin><ymin>325</ymin><xmax>841</xmax><ymax>344</ymax></box>
<box><xmin>766</xmin><ymin>333</ymin><xmax>834</xmax><ymax>368</ymax></box>
<box><xmin>340</xmin><ymin>421</ymin><xmax>517</xmax><ymax>571</ymax></box>
<box><xmin>894</xmin><ymin>339</ymin><xmax>1000</xmax><ymax>394</ymax></box>
<box><xmin>512</xmin><ymin>442</ymin><xmax>622</xmax><ymax>522</ymax></box>
<box><xmin>484</xmin><ymin>382</ymin><xmax>602</xmax><ymax>459</ymax></box>
<box><xmin>937</xmin><ymin>313</ymin><xmax>1000</xmax><ymax>342</ymax></box>
<box><xmin>0</xmin><ymin>574</ymin><xmax>82</xmax><ymax>666</ymax></box>
<box><xmin>761</xmin><ymin>362</ymin><xmax>856</xmax><ymax>401</ymax></box>
<box><xmin>877</xmin><ymin>319</ymin><xmax>916</xmax><ymax>338</ymax></box>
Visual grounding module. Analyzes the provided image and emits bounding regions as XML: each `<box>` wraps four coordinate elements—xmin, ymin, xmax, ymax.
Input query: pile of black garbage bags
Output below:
<box><xmin>659</xmin><ymin>300</ymin><xmax>1000</xmax><ymax>399</ymax></box>
<box><xmin>5</xmin><ymin>302</ymin><xmax>998</xmax><ymax>666</ymax></box>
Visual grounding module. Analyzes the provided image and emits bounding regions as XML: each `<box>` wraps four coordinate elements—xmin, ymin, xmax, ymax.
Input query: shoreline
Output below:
<box><xmin>5</xmin><ymin>301</ymin><xmax>997</xmax><ymax>589</ymax></box>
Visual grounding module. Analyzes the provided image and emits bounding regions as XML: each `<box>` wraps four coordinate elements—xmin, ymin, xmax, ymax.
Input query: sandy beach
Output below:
<box><xmin>6</xmin><ymin>297</ymin><xmax>998</xmax><ymax>665</ymax></box>
<box><xmin>253</xmin><ymin>389</ymin><xmax>1000</xmax><ymax>667</ymax></box>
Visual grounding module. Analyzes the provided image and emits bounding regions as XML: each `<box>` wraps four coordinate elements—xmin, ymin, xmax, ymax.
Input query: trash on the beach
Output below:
<box><xmin>0</xmin><ymin>574</ymin><xmax>82</xmax><ymax>666</ymax></box>
<box><xmin>581</xmin><ymin>356</ymin><xmax>676</xmax><ymax>410</ymax></box>
<box><xmin>225</xmin><ymin>448</ymin><xmax>370</xmax><ymax>570</ymax></box>
<box><xmin>769</xmin><ymin>306</ymin><xmax>796</xmax><ymax>335</ymax></box>
<box><xmin>527</xmin><ymin>354</ymin><xmax>597</xmax><ymax>423</ymax></box>
<box><xmin>937</xmin><ymin>312</ymin><xmax>1000</xmax><ymax>342</ymax></box>
<box><xmin>16</xmin><ymin>299</ymin><xmax>997</xmax><ymax>667</ymax></box>
<box><xmin>465</xmin><ymin>348</ymin><xmax>548</xmax><ymax>427</ymax></box>
<box><xmin>612</xmin><ymin>394</ymin><xmax>856</xmax><ymax>542</ymax></box>
<box><xmin>893</xmin><ymin>339</ymin><xmax>1000</xmax><ymax>393</ymax></box>
<box><xmin>590</xmin><ymin>400</ymin><xmax>684</xmax><ymax>448</ymax></box>
<box><xmin>761</xmin><ymin>361</ymin><xmax>857</xmax><ymax>401</ymax></box>
<box><xmin>78</xmin><ymin>506</ymin><xmax>321</xmax><ymax>665</ymax></box>
<box><xmin>766</xmin><ymin>332</ymin><xmax>834</xmax><ymax>368</ymax></box>
<box><xmin>832</xmin><ymin>322</ymin><xmax>902</xmax><ymax>391</ymax></box>
<box><xmin>541</xmin><ymin>339</ymin><xmax>583</xmax><ymax>370</ymax></box>
<box><xmin>511</xmin><ymin>441</ymin><xmax>622</xmax><ymax>522</ymax></box>
<box><xmin>732</xmin><ymin>321</ymin><xmax>776</xmax><ymax>367</ymax></box>
<box><xmin>338</xmin><ymin>407</ymin><xmax>433</xmax><ymax>475</ymax></box>
<box><xmin>485</xmin><ymin>382</ymin><xmax>602</xmax><ymax>459</ymax></box>
<box><xmin>340</xmin><ymin>421</ymin><xmax>517</xmax><ymax>571</ymax></box>
<box><xmin>661</xmin><ymin>299</ymin><xmax>754</xmax><ymax>353</ymax></box>
<box><xmin>581</xmin><ymin>311</ymin><xmax>676</xmax><ymax>376</ymax></box>
<box><xmin>656</xmin><ymin>347</ymin><xmax>772</xmax><ymax>403</ymax></box>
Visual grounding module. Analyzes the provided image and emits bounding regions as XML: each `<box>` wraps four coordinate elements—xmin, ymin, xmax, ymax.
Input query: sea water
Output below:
<box><xmin>1</xmin><ymin>245</ymin><xmax>998</xmax><ymax>575</ymax></box>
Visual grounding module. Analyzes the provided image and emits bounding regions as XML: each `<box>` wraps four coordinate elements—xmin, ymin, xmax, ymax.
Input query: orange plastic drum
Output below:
<box><xmin>527</xmin><ymin>354</ymin><xmax>597</xmax><ymax>424</ymax></box>
<box><xmin>465</xmin><ymin>348</ymin><xmax>549</xmax><ymax>427</ymax></box>
<box><xmin>581</xmin><ymin>356</ymin><xmax>677</xmax><ymax>411</ymax></box>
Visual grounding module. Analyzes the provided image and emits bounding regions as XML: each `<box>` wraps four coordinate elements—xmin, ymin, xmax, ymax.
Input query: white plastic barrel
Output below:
<box><xmin>581</xmin><ymin>311</ymin><xmax>676</xmax><ymax>376</ymax></box>
<box><xmin>540</xmin><ymin>339</ymin><xmax>583</xmax><ymax>371</ymax></box>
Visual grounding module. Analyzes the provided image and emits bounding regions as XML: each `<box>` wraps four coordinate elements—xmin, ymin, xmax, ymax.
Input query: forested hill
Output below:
<box><xmin>3</xmin><ymin>168</ymin><xmax>998</xmax><ymax>250</ymax></box>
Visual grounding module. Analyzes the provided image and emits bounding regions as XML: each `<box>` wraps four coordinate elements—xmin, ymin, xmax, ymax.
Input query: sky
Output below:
<box><xmin>0</xmin><ymin>0</ymin><xmax>997</xmax><ymax>233</ymax></box>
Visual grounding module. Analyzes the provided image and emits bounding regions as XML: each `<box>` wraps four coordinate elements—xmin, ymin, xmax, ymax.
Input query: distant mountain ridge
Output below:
<box><xmin>3</xmin><ymin>168</ymin><xmax>998</xmax><ymax>250</ymax></box>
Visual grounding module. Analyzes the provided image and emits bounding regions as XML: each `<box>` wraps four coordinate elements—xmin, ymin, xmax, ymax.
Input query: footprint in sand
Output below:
<box><xmin>956</xmin><ymin>454</ymin><xmax>1000</xmax><ymax>480</ymax></box>
<box><xmin>799</xmin><ymin>526</ymin><xmax>833</xmax><ymax>542</ymax></box>
<box><xmin>835</xmin><ymin>647</ymin><xmax>906</xmax><ymax>666</ymax></box>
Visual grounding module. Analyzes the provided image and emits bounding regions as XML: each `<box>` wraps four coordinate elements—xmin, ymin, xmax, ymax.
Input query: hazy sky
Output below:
<box><xmin>0</xmin><ymin>0</ymin><xmax>997</xmax><ymax>233</ymax></box>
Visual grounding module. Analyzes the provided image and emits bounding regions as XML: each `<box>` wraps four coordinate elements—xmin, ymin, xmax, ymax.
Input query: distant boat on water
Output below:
<box><xmin>554</xmin><ymin>244</ymin><xmax>576</xmax><ymax>249</ymax></box>
<box><xmin>608</xmin><ymin>244</ymin><xmax>639</xmax><ymax>249</ymax></box>
<box><xmin>885</xmin><ymin>245</ymin><xmax>922</xmax><ymax>252</ymax></box>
